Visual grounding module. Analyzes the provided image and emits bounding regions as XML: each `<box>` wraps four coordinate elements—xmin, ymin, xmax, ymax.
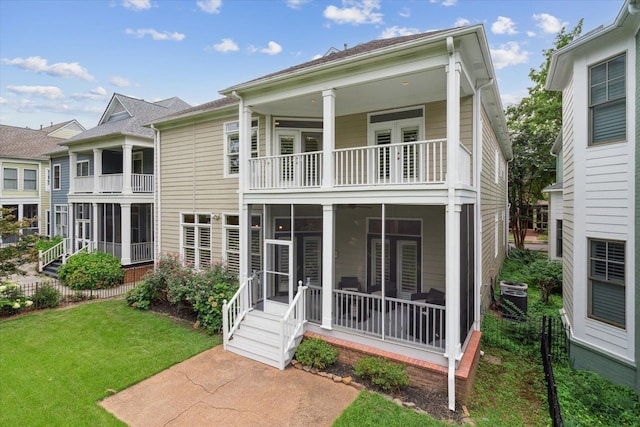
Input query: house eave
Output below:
<box><xmin>147</xmin><ymin>102</ymin><xmax>239</xmax><ymax>130</ymax></box>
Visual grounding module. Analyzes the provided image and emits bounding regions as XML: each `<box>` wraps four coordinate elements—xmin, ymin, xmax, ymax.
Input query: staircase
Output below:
<box><xmin>42</xmin><ymin>259</ymin><xmax>63</xmax><ymax>278</ymax></box>
<box><xmin>226</xmin><ymin>310</ymin><xmax>302</xmax><ymax>369</ymax></box>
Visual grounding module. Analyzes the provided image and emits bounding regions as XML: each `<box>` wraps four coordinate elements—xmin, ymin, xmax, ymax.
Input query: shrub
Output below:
<box><xmin>0</xmin><ymin>281</ymin><xmax>33</xmax><ymax>315</ymax></box>
<box><xmin>57</xmin><ymin>251</ymin><xmax>124</xmax><ymax>290</ymax></box>
<box><xmin>192</xmin><ymin>280</ymin><xmax>238</xmax><ymax>333</ymax></box>
<box><xmin>295</xmin><ymin>338</ymin><xmax>339</xmax><ymax>369</ymax></box>
<box><xmin>527</xmin><ymin>259</ymin><xmax>562</xmax><ymax>304</ymax></box>
<box><xmin>35</xmin><ymin>236</ymin><xmax>63</xmax><ymax>253</ymax></box>
<box><xmin>354</xmin><ymin>356</ymin><xmax>409</xmax><ymax>391</ymax></box>
<box><xmin>32</xmin><ymin>282</ymin><xmax>61</xmax><ymax>308</ymax></box>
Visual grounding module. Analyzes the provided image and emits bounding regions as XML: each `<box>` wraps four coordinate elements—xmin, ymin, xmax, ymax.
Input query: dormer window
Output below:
<box><xmin>106</xmin><ymin>111</ymin><xmax>130</xmax><ymax>123</ymax></box>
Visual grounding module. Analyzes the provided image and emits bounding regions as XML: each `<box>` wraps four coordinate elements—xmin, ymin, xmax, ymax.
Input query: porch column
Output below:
<box><xmin>321</xmin><ymin>204</ymin><xmax>335</xmax><ymax>329</ymax></box>
<box><xmin>92</xmin><ymin>203</ymin><xmax>98</xmax><ymax>249</ymax></box>
<box><xmin>240</xmin><ymin>106</ymin><xmax>252</xmax><ymax>194</ymax></box>
<box><xmin>322</xmin><ymin>89</ymin><xmax>335</xmax><ymax>188</ymax></box>
<box><xmin>69</xmin><ymin>151</ymin><xmax>77</xmax><ymax>194</ymax></box>
<box><xmin>93</xmin><ymin>148</ymin><xmax>102</xmax><ymax>194</ymax></box>
<box><xmin>445</xmin><ymin>37</ymin><xmax>462</xmax><ymax>411</ymax></box>
<box><xmin>121</xmin><ymin>202</ymin><xmax>131</xmax><ymax>265</ymax></box>
<box><xmin>238</xmin><ymin>104</ymin><xmax>252</xmax><ymax>288</ymax></box>
<box><xmin>122</xmin><ymin>144</ymin><xmax>133</xmax><ymax>195</ymax></box>
<box><xmin>68</xmin><ymin>203</ymin><xmax>74</xmax><ymax>247</ymax></box>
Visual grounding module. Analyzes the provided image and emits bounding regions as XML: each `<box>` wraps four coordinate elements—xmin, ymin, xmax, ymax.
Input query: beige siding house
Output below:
<box><xmin>153</xmin><ymin>25</ymin><xmax>511</xmax><ymax>408</ymax></box>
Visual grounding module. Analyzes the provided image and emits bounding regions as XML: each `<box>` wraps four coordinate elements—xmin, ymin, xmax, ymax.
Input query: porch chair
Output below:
<box><xmin>408</xmin><ymin>288</ymin><xmax>445</xmax><ymax>345</ymax></box>
<box><xmin>338</xmin><ymin>276</ymin><xmax>360</xmax><ymax>291</ymax></box>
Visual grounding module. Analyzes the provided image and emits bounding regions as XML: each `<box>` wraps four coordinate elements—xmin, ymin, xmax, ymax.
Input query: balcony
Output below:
<box><xmin>73</xmin><ymin>173</ymin><xmax>154</xmax><ymax>194</ymax></box>
<box><xmin>247</xmin><ymin>139</ymin><xmax>472</xmax><ymax>191</ymax></box>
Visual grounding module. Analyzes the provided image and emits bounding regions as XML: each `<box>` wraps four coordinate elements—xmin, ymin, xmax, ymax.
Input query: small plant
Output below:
<box><xmin>0</xmin><ymin>281</ymin><xmax>33</xmax><ymax>315</ymax></box>
<box><xmin>295</xmin><ymin>338</ymin><xmax>339</xmax><ymax>369</ymax></box>
<box><xmin>35</xmin><ymin>236</ymin><xmax>63</xmax><ymax>253</ymax></box>
<box><xmin>354</xmin><ymin>356</ymin><xmax>409</xmax><ymax>391</ymax></box>
<box><xmin>527</xmin><ymin>259</ymin><xmax>562</xmax><ymax>304</ymax></box>
<box><xmin>57</xmin><ymin>251</ymin><xmax>124</xmax><ymax>290</ymax></box>
<box><xmin>31</xmin><ymin>282</ymin><xmax>61</xmax><ymax>308</ymax></box>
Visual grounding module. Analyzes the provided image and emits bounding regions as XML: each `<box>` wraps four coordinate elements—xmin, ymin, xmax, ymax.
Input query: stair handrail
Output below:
<box><xmin>38</xmin><ymin>239</ymin><xmax>67</xmax><ymax>272</ymax></box>
<box><xmin>222</xmin><ymin>272</ymin><xmax>257</xmax><ymax>350</ymax></box>
<box><xmin>280</xmin><ymin>280</ymin><xmax>308</xmax><ymax>368</ymax></box>
<box><xmin>67</xmin><ymin>240</ymin><xmax>95</xmax><ymax>261</ymax></box>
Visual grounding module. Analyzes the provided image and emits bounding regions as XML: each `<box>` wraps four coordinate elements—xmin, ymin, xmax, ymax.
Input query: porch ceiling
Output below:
<box><xmin>250</xmin><ymin>68</ymin><xmax>468</xmax><ymax>118</ymax></box>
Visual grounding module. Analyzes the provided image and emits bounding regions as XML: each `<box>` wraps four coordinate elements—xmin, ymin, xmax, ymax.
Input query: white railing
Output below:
<box><xmin>131</xmin><ymin>242</ymin><xmax>153</xmax><ymax>262</ymax></box>
<box><xmin>307</xmin><ymin>284</ymin><xmax>323</xmax><ymax>324</ymax></box>
<box><xmin>222</xmin><ymin>274</ymin><xmax>257</xmax><ymax>349</ymax></box>
<box><xmin>281</xmin><ymin>282</ymin><xmax>308</xmax><ymax>369</ymax></box>
<box><xmin>38</xmin><ymin>239</ymin><xmax>67</xmax><ymax>272</ymax></box>
<box><xmin>74</xmin><ymin>176</ymin><xmax>94</xmax><ymax>193</ymax></box>
<box><xmin>334</xmin><ymin>139</ymin><xmax>446</xmax><ymax>186</ymax></box>
<box><xmin>458</xmin><ymin>144</ymin><xmax>472</xmax><ymax>186</ymax></box>
<box><xmin>68</xmin><ymin>240</ymin><xmax>96</xmax><ymax>260</ymax></box>
<box><xmin>332</xmin><ymin>290</ymin><xmax>445</xmax><ymax>351</ymax></box>
<box><xmin>131</xmin><ymin>174</ymin><xmax>154</xmax><ymax>193</ymax></box>
<box><xmin>248</xmin><ymin>152</ymin><xmax>322</xmax><ymax>189</ymax></box>
<box><xmin>99</xmin><ymin>174</ymin><xmax>123</xmax><ymax>193</ymax></box>
<box><xmin>98</xmin><ymin>242</ymin><xmax>122</xmax><ymax>258</ymax></box>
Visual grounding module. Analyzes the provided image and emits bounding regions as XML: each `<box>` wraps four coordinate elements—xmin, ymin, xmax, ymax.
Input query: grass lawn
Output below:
<box><xmin>0</xmin><ymin>299</ymin><xmax>218</xmax><ymax>426</ymax></box>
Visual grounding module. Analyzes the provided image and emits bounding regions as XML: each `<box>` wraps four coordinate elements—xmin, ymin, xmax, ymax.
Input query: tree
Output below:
<box><xmin>507</xmin><ymin>21</ymin><xmax>583</xmax><ymax>249</ymax></box>
<box><xmin>0</xmin><ymin>207</ymin><xmax>36</xmax><ymax>278</ymax></box>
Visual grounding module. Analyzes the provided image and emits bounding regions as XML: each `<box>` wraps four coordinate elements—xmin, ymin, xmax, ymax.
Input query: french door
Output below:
<box><xmin>371</xmin><ymin>121</ymin><xmax>421</xmax><ymax>183</ymax></box>
<box><xmin>370</xmin><ymin>238</ymin><xmax>418</xmax><ymax>298</ymax></box>
<box><xmin>75</xmin><ymin>219</ymin><xmax>91</xmax><ymax>251</ymax></box>
<box><xmin>302</xmin><ymin>235</ymin><xmax>321</xmax><ymax>286</ymax></box>
<box><xmin>276</xmin><ymin>130</ymin><xmax>322</xmax><ymax>186</ymax></box>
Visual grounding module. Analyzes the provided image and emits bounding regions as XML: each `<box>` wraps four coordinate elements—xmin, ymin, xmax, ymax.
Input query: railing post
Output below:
<box><xmin>38</xmin><ymin>249</ymin><xmax>43</xmax><ymax>272</ymax></box>
<box><xmin>222</xmin><ymin>299</ymin><xmax>229</xmax><ymax>350</ymax></box>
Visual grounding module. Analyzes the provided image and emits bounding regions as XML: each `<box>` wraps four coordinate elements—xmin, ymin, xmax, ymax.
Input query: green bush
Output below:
<box><xmin>354</xmin><ymin>356</ymin><xmax>409</xmax><ymax>391</ymax></box>
<box><xmin>35</xmin><ymin>236</ymin><xmax>63</xmax><ymax>253</ymax></box>
<box><xmin>57</xmin><ymin>251</ymin><xmax>124</xmax><ymax>290</ymax></box>
<box><xmin>295</xmin><ymin>338</ymin><xmax>339</xmax><ymax>369</ymax></box>
<box><xmin>527</xmin><ymin>259</ymin><xmax>562</xmax><ymax>303</ymax></box>
<box><xmin>31</xmin><ymin>282</ymin><xmax>62</xmax><ymax>309</ymax></box>
<box><xmin>0</xmin><ymin>281</ymin><xmax>33</xmax><ymax>315</ymax></box>
<box><xmin>191</xmin><ymin>280</ymin><xmax>238</xmax><ymax>333</ymax></box>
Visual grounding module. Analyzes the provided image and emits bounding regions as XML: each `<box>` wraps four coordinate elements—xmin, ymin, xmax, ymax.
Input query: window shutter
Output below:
<box><xmin>592</xmin><ymin>280</ymin><xmax>625</xmax><ymax>327</ymax></box>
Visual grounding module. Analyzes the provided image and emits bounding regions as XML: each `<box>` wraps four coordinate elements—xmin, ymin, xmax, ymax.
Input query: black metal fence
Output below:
<box><xmin>541</xmin><ymin>315</ymin><xmax>565</xmax><ymax>427</ymax></box>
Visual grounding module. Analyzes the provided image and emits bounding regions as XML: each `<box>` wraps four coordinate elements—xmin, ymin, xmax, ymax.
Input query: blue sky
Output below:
<box><xmin>0</xmin><ymin>0</ymin><xmax>621</xmax><ymax>129</ymax></box>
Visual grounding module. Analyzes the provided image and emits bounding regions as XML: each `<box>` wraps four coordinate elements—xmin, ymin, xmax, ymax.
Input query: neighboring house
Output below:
<box><xmin>52</xmin><ymin>94</ymin><xmax>190</xmax><ymax>266</ymax></box>
<box><xmin>152</xmin><ymin>25</ymin><xmax>511</xmax><ymax>408</ymax></box>
<box><xmin>0</xmin><ymin>121</ymin><xmax>84</xmax><ymax>245</ymax></box>
<box><xmin>546</xmin><ymin>0</ymin><xmax>639</xmax><ymax>394</ymax></box>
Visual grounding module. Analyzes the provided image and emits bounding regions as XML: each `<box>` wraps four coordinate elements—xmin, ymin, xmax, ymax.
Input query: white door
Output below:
<box><xmin>263</xmin><ymin>238</ymin><xmax>293</xmax><ymax>315</ymax></box>
<box><xmin>75</xmin><ymin>219</ymin><xmax>91</xmax><ymax>251</ymax></box>
<box><xmin>276</xmin><ymin>131</ymin><xmax>297</xmax><ymax>186</ymax></box>
<box><xmin>370</xmin><ymin>119</ymin><xmax>422</xmax><ymax>183</ymax></box>
<box><xmin>370</xmin><ymin>238</ymin><xmax>390</xmax><ymax>290</ymax></box>
<box><xmin>397</xmin><ymin>240</ymin><xmax>418</xmax><ymax>299</ymax></box>
<box><xmin>302</xmin><ymin>236</ymin><xmax>321</xmax><ymax>286</ymax></box>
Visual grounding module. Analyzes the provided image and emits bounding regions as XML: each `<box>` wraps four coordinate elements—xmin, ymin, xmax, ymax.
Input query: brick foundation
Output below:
<box><xmin>303</xmin><ymin>330</ymin><xmax>481</xmax><ymax>404</ymax></box>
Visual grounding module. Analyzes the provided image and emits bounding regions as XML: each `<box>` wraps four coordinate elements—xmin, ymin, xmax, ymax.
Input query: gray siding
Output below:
<box><xmin>51</xmin><ymin>155</ymin><xmax>69</xmax><ymax>208</ymax></box>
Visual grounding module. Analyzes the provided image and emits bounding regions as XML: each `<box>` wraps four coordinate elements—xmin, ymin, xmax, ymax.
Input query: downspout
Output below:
<box><xmin>151</xmin><ymin>124</ymin><xmax>161</xmax><ymax>266</ymax></box>
<box><xmin>474</xmin><ymin>78</ymin><xmax>494</xmax><ymax>331</ymax></box>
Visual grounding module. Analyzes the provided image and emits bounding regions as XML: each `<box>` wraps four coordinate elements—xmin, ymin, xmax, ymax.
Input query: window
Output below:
<box><xmin>3</xmin><ymin>168</ymin><xmax>17</xmax><ymax>190</ymax></box>
<box><xmin>53</xmin><ymin>164</ymin><xmax>61</xmax><ymax>190</ymax></box>
<box><xmin>556</xmin><ymin>220</ymin><xmax>563</xmax><ymax>258</ymax></box>
<box><xmin>45</xmin><ymin>210</ymin><xmax>51</xmax><ymax>236</ymax></box>
<box><xmin>45</xmin><ymin>168</ymin><xmax>51</xmax><ymax>191</ymax></box>
<box><xmin>54</xmin><ymin>205</ymin><xmax>68</xmax><ymax>237</ymax></box>
<box><xmin>588</xmin><ymin>239</ymin><xmax>625</xmax><ymax>328</ymax></box>
<box><xmin>132</xmin><ymin>152</ymin><xmax>143</xmax><ymax>174</ymax></box>
<box><xmin>224</xmin><ymin>119</ymin><xmax>259</xmax><ymax>177</ymax></box>
<box><xmin>181</xmin><ymin>213</ymin><xmax>212</xmax><ymax>268</ymax></box>
<box><xmin>76</xmin><ymin>160</ymin><xmax>89</xmax><ymax>177</ymax></box>
<box><xmin>224</xmin><ymin>214</ymin><xmax>262</xmax><ymax>275</ymax></box>
<box><xmin>494</xmin><ymin>212</ymin><xmax>499</xmax><ymax>258</ymax></box>
<box><xmin>24</xmin><ymin>169</ymin><xmax>37</xmax><ymax>190</ymax></box>
<box><xmin>23</xmin><ymin>204</ymin><xmax>38</xmax><ymax>235</ymax></box>
<box><xmin>590</xmin><ymin>54</ymin><xmax>626</xmax><ymax>145</ymax></box>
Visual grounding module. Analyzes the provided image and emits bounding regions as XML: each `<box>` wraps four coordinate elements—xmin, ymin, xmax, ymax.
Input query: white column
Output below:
<box><xmin>321</xmin><ymin>204</ymin><xmax>335</xmax><ymax>329</ymax></box>
<box><xmin>92</xmin><ymin>203</ymin><xmax>99</xmax><ymax>250</ymax></box>
<box><xmin>322</xmin><ymin>89</ymin><xmax>335</xmax><ymax>188</ymax></box>
<box><xmin>445</xmin><ymin>41</ymin><xmax>462</xmax><ymax>411</ymax></box>
<box><xmin>122</xmin><ymin>144</ymin><xmax>133</xmax><ymax>195</ymax></box>
<box><xmin>68</xmin><ymin>203</ymin><xmax>74</xmax><ymax>247</ymax></box>
<box><xmin>69</xmin><ymin>152</ymin><xmax>77</xmax><ymax>194</ymax></box>
<box><xmin>93</xmin><ymin>149</ymin><xmax>102</xmax><ymax>194</ymax></box>
<box><xmin>121</xmin><ymin>203</ymin><xmax>131</xmax><ymax>265</ymax></box>
<box><xmin>238</xmin><ymin>104</ymin><xmax>252</xmax><ymax>287</ymax></box>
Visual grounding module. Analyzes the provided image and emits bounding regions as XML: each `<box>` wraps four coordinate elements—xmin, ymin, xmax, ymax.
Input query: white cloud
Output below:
<box><xmin>1</xmin><ymin>56</ymin><xmax>94</xmax><ymax>81</ymax></box>
<box><xmin>210</xmin><ymin>38</ymin><xmax>239</xmax><ymax>53</ymax></box>
<box><xmin>260</xmin><ymin>41</ymin><xmax>282</xmax><ymax>55</ymax></box>
<box><xmin>431</xmin><ymin>0</ymin><xmax>457</xmax><ymax>5</ymax></box>
<box><xmin>6</xmin><ymin>85</ymin><xmax>64</xmax><ymax>99</ymax></box>
<box><xmin>122</xmin><ymin>0</ymin><xmax>151</xmax><ymax>11</ymax></box>
<box><xmin>197</xmin><ymin>0</ymin><xmax>222</xmax><ymax>14</ymax></box>
<box><xmin>454</xmin><ymin>18</ymin><xmax>470</xmax><ymax>27</ymax></box>
<box><xmin>501</xmin><ymin>91</ymin><xmax>526</xmax><ymax>107</ymax></box>
<box><xmin>491</xmin><ymin>16</ymin><xmax>517</xmax><ymax>35</ymax></box>
<box><xmin>527</xmin><ymin>30</ymin><xmax>536</xmax><ymax>37</ymax></box>
<box><xmin>490</xmin><ymin>41</ymin><xmax>529</xmax><ymax>69</ymax></box>
<box><xmin>71</xmin><ymin>86</ymin><xmax>109</xmax><ymax>100</ymax></box>
<box><xmin>287</xmin><ymin>0</ymin><xmax>311</xmax><ymax>9</ymax></box>
<box><xmin>324</xmin><ymin>0</ymin><xmax>383</xmax><ymax>25</ymax></box>
<box><xmin>311</xmin><ymin>54</ymin><xmax>323</xmax><ymax>60</ymax></box>
<box><xmin>0</xmin><ymin>97</ymin><xmax>6</xmax><ymax>104</ymax></box>
<box><xmin>533</xmin><ymin>13</ymin><xmax>567</xmax><ymax>34</ymax></box>
<box><xmin>110</xmin><ymin>76</ymin><xmax>131</xmax><ymax>87</ymax></box>
<box><xmin>380</xmin><ymin>26</ymin><xmax>420</xmax><ymax>39</ymax></box>
<box><xmin>125</xmin><ymin>28</ymin><xmax>185</xmax><ymax>41</ymax></box>
<box><xmin>399</xmin><ymin>7</ymin><xmax>410</xmax><ymax>18</ymax></box>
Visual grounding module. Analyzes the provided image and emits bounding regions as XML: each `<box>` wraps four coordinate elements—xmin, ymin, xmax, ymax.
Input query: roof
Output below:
<box><xmin>149</xmin><ymin>97</ymin><xmax>238</xmax><ymax>127</ymax></box>
<box><xmin>0</xmin><ymin>124</ymin><xmax>67</xmax><ymax>161</ymax></box>
<box><xmin>63</xmin><ymin>93</ymin><xmax>191</xmax><ymax>145</ymax></box>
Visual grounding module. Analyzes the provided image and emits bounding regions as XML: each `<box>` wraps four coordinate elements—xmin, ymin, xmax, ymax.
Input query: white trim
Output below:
<box><xmin>45</xmin><ymin>167</ymin><xmax>51</xmax><ymax>191</ymax></box>
<box><xmin>179</xmin><ymin>212</ymin><xmax>213</xmax><ymax>269</ymax></box>
<box><xmin>223</xmin><ymin>213</ymin><xmax>240</xmax><ymax>275</ymax></box>
<box><xmin>76</xmin><ymin>159</ymin><xmax>90</xmax><ymax>177</ymax></box>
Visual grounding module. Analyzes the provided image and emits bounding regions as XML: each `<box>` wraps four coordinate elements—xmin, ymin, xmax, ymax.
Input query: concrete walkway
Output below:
<box><xmin>101</xmin><ymin>346</ymin><xmax>359</xmax><ymax>427</ymax></box>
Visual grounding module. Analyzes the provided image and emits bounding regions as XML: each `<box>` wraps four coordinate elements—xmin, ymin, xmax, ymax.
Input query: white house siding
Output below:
<box><xmin>479</xmin><ymin>106</ymin><xmax>508</xmax><ymax>308</ymax></box>
<box><xmin>569</xmin><ymin>36</ymin><xmax>635</xmax><ymax>361</ymax></box>
<box><xmin>547</xmin><ymin>190</ymin><xmax>564</xmax><ymax>261</ymax></box>
<box><xmin>158</xmin><ymin>115</ymin><xmax>240</xmax><ymax>263</ymax></box>
<box><xmin>562</xmin><ymin>77</ymin><xmax>575</xmax><ymax>326</ymax></box>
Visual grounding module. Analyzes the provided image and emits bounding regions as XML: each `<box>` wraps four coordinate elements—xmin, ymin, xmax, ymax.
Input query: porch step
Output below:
<box><xmin>42</xmin><ymin>259</ymin><xmax>63</xmax><ymax>279</ymax></box>
<box><xmin>226</xmin><ymin>310</ymin><xmax>301</xmax><ymax>370</ymax></box>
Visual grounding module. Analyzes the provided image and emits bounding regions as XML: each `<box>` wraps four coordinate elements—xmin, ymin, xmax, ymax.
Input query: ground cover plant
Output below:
<box><xmin>0</xmin><ymin>299</ymin><xmax>217</xmax><ymax>426</ymax></box>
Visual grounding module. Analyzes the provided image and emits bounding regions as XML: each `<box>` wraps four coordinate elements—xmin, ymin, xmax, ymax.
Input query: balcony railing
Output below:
<box><xmin>73</xmin><ymin>174</ymin><xmax>154</xmax><ymax>194</ymax></box>
<box><xmin>131</xmin><ymin>242</ymin><xmax>153</xmax><ymax>262</ymax></box>
<box><xmin>248</xmin><ymin>139</ymin><xmax>455</xmax><ymax>190</ymax></box>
